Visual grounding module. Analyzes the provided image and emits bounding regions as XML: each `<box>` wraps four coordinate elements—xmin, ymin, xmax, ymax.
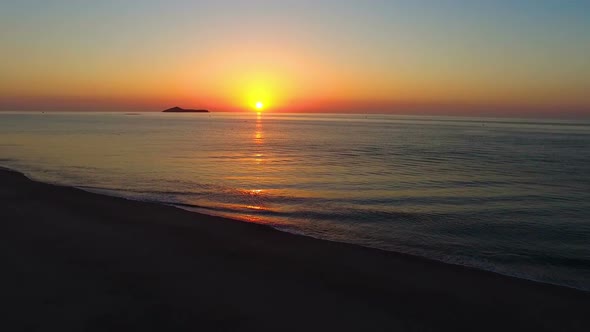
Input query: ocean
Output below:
<box><xmin>1</xmin><ymin>111</ymin><xmax>589</xmax><ymax>290</ymax></box>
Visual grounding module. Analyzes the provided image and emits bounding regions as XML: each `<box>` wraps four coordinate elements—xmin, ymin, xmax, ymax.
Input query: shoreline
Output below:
<box><xmin>7</xmin><ymin>166</ymin><xmax>588</xmax><ymax>293</ymax></box>
<box><xmin>1</xmin><ymin>167</ymin><xmax>589</xmax><ymax>331</ymax></box>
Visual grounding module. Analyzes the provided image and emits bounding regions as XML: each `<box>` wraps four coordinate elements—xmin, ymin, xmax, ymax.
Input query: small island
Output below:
<box><xmin>162</xmin><ymin>106</ymin><xmax>209</xmax><ymax>113</ymax></box>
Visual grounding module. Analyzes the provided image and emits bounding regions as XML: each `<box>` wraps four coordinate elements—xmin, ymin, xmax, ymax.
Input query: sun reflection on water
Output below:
<box><xmin>254</xmin><ymin>153</ymin><xmax>264</xmax><ymax>164</ymax></box>
<box><xmin>254</xmin><ymin>126</ymin><xmax>264</xmax><ymax>142</ymax></box>
<box><xmin>246</xmin><ymin>114</ymin><xmax>267</xmax><ymax>212</ymax></box>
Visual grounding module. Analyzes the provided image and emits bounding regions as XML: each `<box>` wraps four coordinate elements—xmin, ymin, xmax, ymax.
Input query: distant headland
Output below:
<box><xmin>162</xmin><ymin>106</ymin><xmax>209</xmax><ymax>113</ymax></box>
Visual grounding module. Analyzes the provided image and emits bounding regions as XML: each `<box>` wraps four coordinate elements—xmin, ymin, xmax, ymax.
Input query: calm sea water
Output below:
<box><xmin>1</xmin><ymin>111</ymin><xmax>589</xmax><ymax>290</ymax></box>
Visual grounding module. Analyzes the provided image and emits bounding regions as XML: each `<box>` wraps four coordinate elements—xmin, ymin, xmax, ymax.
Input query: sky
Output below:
<box><xmin>1</xmin><ymin>0</ymin><xmax>589</xmax><ymax>117</ymax></box>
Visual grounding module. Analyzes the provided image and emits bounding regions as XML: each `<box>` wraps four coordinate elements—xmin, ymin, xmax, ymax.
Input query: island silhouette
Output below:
<box><xmin>162</xmin><ymin>106</ymin><xmax>209</xmax><ymax>113</ymax></box>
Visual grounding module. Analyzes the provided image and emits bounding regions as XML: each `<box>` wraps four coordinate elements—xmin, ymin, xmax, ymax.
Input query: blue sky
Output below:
<box><xmin>1</xmin><ymin>0</ymin><xmax>589</xmax><ymax>116</ymax></box>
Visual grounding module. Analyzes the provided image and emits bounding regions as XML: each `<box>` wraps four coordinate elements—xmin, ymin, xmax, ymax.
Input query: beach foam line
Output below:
<box><xmin>1</xmin><ymin>165</ymin><xmax>588</xmax><ymax>293</ymax></box>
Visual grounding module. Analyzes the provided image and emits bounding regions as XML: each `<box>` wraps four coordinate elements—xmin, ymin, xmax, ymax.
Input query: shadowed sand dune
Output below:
<box><xmin>1</xmin><ymin>168</ymin><xmax>588</xmax><ymax>331</ymax></box>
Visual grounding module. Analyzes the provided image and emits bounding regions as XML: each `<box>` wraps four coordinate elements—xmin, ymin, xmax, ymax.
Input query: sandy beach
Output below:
<box><xmin>1</xmin><ymin>167</ymin><xmax>589</xmax><ymax>331</ymax></box>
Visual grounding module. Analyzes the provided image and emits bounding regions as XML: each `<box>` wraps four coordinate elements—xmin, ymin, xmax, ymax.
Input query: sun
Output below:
<box><xmin>255</xmin><ymin>101</ymin><xmax>264</xmax><ymax>110</ymax></box>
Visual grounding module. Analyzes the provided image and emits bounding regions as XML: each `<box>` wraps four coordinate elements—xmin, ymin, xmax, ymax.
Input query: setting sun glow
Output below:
<box><xmin>0</xmin><ymin>1</ymin><xmax>588</xmax><ymax>117</ymax></box>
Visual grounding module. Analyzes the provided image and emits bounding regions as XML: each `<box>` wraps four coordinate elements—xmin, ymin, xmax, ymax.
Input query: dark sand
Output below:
<box><xmin>1</xmin><ymin>168</ymin><xmax>589</xmax><ymax>331</ymax></box>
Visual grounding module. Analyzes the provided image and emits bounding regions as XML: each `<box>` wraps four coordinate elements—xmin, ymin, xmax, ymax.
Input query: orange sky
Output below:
<box><xmin>1</xmin><ymin>1</ymin><xmax>589</xmax><ymax>117</ymax></box>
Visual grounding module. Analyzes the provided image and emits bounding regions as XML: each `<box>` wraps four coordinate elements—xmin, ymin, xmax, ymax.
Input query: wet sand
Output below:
<box><xmin>1</xmin><ymin>168</ymin><xmax>588</xmax><ymax>331</ymax></box>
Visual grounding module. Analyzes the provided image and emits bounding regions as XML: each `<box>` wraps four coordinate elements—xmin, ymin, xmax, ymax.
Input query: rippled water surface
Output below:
<box><xmin>1</xmin><ymin>112</ymin><xmax>589</xmax><ymax>289</ymax></box>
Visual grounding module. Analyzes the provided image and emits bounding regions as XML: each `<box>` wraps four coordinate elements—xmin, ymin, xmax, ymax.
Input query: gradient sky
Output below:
<box><xmin>1</xmin><ymin>0</ymin><xmax>589</xmax><ymax>116</ymax></box>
